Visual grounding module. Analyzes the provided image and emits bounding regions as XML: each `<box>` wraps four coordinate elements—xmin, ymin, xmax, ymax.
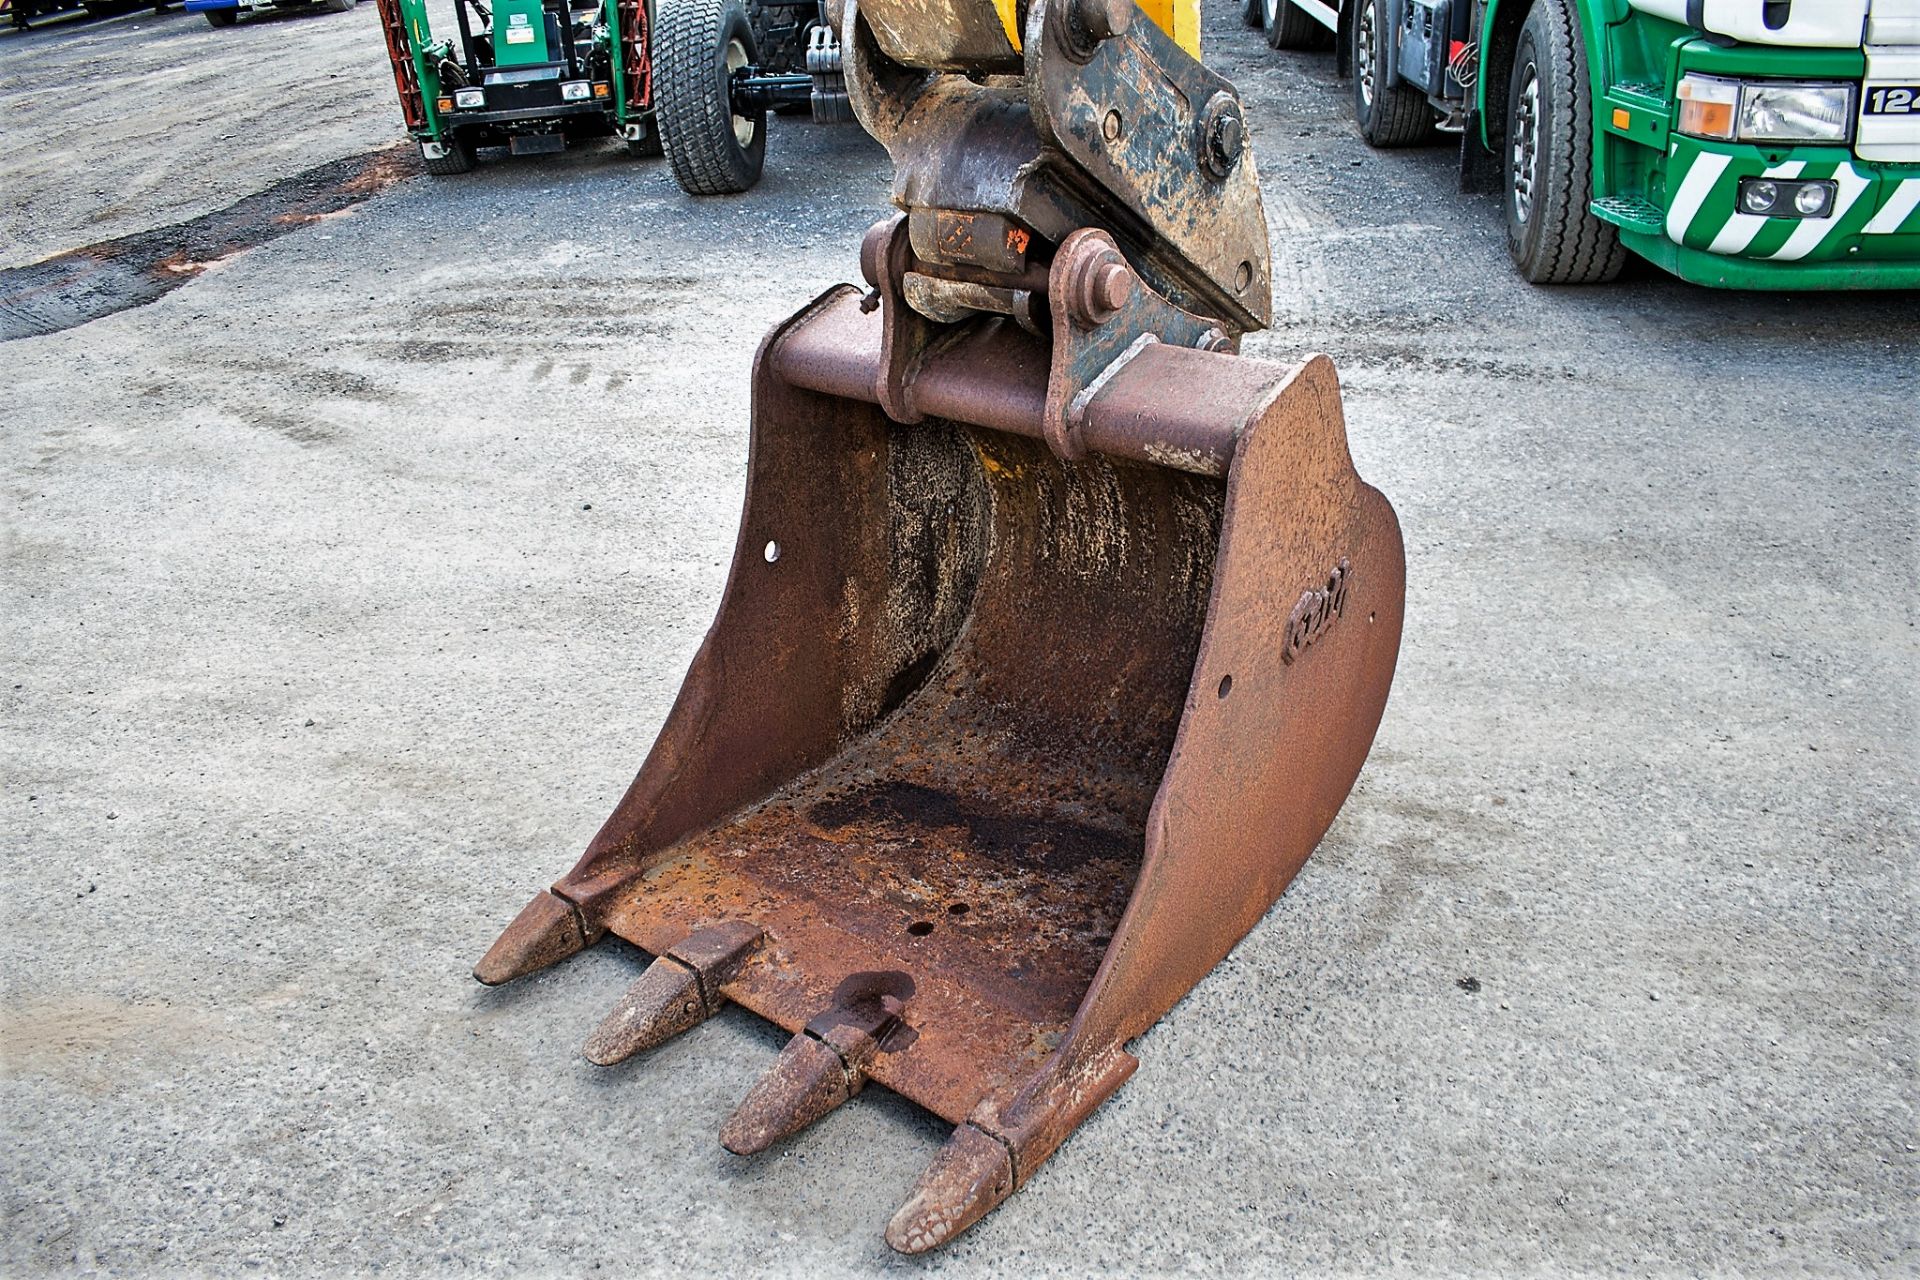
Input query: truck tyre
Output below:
<box><xmin>1351</xmin><ymin>0</ymin><xmax>1433</xmax><ymax>146</ymax></box>
<box><xmin>203</xmin><ymin>7</ymin><xmax>236</xmax><ymax>24</ymax></box>
<box><xmin>1504</xmin><ymin>0</ymin><xmax>1626</xmax><ymax>283</ymax></box>
<box><xmin>1241</xmin><ymin>0</ymin><xmax>1261</xmax><ymax>28</ymax></box>
<box><xmin>654</xmin><ymin>0</ymin><xmax>765</xmax><ymax>195</ymax></box>
<box><xmin>422</xmin><ymin>134</ymin><xmax>476</xmax><ymax>175</ymax></box>
<box><xmin>323</xmin><ymin>0</ymin><xmax>355</xmax><ymax>11</ymax></box>
<box><xmin>1264</xmin><ymin>0</ymin><xmax>1331</xmax><ymax>50</ymax></box>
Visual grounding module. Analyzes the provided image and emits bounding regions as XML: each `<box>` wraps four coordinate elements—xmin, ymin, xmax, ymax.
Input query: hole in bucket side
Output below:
<box><xmin>907</xmin><ymin>920</ymin><xmax>935</xmax><ymax>937</ymax></box>
<box><xmin>764</xmin><ymin>540</ymin><xmax>781</xmax><ymax>563</ymax></box>
<box><xmin>1217</xmin><ymin>674</ymin><xmax>1233</xmax><ymax>698</ymax></box>
<box><xmin>947</xmin><ymin>902</ymin><xmax>970</xmax><ymax>915</ymax></box>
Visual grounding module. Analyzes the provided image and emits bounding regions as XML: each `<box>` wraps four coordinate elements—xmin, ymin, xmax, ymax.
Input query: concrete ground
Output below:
<box><xmin>1</xmin><ymin>2</ymin><xmax>1914</xmax><ymax>1275</ymax></box>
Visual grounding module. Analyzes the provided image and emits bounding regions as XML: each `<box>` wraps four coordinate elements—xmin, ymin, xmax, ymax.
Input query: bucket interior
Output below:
<box><xmin>597</xmin><ymin>411</ymin><xmax>1225</xmax><ymax>1121</ymax></box>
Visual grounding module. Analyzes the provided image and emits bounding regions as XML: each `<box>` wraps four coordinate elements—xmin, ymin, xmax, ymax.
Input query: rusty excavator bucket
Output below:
<box><xmin>476</xmin><ymin>0</ymin><xmax>1404</xmax><ymax>1253</ymax></box>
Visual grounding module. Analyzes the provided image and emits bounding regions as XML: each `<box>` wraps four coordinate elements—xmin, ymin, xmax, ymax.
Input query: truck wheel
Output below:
<box><xmin>1351</xmin><ymin>0</ymin><xmax>1433</xmax><ymax>147</ymax></box>
<box><xmin>1264</xmin><ymin>0</ymin><xmax>1330</xmax><ymax>50</ymax></box>
<box><xmin>654</xmin><ymin>0</ymin><xmax>765</xmax><ymax>195</ymax></box>
<box><xmin>1504</xmin><ymin>0</ymin><xmax>1625</xmax><ymax>283</ymax></box>
<box><xmin>1241</xmin><ymin>0</ymin><xmax>1260</xmax><ymax>28</ymax></box>
<box><xmin>203</xmin><ymin>7</ymin><xmax>236</xmax><ymax>24</ymax></box>
<box><xmin>421</xmin><ymin>134</ymin><xmax>476</xmax><ymax>175</ymax></box>
<box><xmin>323</xmin><ymin>0</ymin><xmax>355</xmax><ymax>11</ymax></box>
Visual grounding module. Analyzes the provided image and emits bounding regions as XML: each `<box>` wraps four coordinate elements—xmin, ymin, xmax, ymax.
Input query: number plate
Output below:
<box><xmin>1864</xmin><ymin>86</ymin><xmax>1920</xmax><ymax>115</ymax></box>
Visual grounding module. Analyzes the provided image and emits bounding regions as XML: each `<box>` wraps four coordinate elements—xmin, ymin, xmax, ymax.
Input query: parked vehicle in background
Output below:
<box><xmin>187</xmin><ymin>0</ymin><xmax>354</xmax><ymax>27</ymax></box>
<box><xmin>372</xmin><ymin>0</ymin><xmax>851</xmax><ymax>193</ymax></box>
<box><xmin>6</xmin><ymin>0</ymin><xmax>156</xmax><ymax>28</ymax></box>
<box><xmin>1245</xmin><ymin>0</ymin><xmax>1920</xmax><ymax>288</ymax></box>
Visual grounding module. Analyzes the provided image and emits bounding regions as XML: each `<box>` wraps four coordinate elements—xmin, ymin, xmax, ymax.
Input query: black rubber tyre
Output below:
<box><xmin>1351</xmin><ymin>0</ymin><xmax>1433</xmax><ymax>147</ymax></box>
<box><xmin>203</xmin><ymin>7</ymin><xmax>236</xmax><ymax>24</ymax></box>
<box><xmin>421</xmin><ymin>134</ymin><xmax>476</xmax><ymax>175</ymax></box>
<box><xmin>323</xmin><ymin>0</ymin><xmax>355</xmax><ymax>12</ymax></box>
<box><xmin>654</xmin><ymin>0</ymin><xmax>765</xmax><ymax>195</ymax></box>
<box><xmin>748</xmin><ymin>0</ymin><xmax>807</xmax><ymax>73</ymax></box>
<box><xmin>1504</xmin><ymin>0</ymin><xmax>1626</xmax><ymax>283</ymax></box>
<box><xmin>1241</xmin><ymin>0</ymin><xmax>1261</xmax><ymax>28</ymax></box>
<box><xmin>1264</xmin><ymin>0</ymin><xmax>1331</xmax><ymax>51</ymax></box>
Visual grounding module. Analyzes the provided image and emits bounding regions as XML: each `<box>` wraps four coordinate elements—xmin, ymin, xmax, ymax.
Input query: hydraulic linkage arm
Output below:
<box><xmin>828</xmin><ymin>0</ymin><xmax>1274</xmax><ymax>449</ymax></box>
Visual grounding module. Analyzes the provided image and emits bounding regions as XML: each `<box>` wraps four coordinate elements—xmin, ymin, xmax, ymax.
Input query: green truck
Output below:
<box><xmin>1246</xmin><ymin>0</ymin><xmax>1920</xmax><ymax>287</ymax></box>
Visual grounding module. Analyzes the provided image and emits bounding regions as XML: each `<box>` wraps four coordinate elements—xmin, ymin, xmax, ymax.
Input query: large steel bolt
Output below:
<box><xmin>1091</xmin><ymin>261</ymin><xmax>1132</xmax><ymax>316</ymax></box>
<box><xmin>1065</xmin><ymin>247</ymin><xmax>1133</xmax><ymax>326</ymax></box>
<box><xmin>1199</xmin><ymin>91</ymin><xmax>1245</xmax><ymax>180</ymax></box>
<box><xmin>1074</xmin><ymin>0</ymin><xmax>1132</xmax><ymax>41</ymax></box>
<box><xmin>1211</xmin><ymin>114</ymin><xmax>1244</xmax><ymax>169</ymax></box>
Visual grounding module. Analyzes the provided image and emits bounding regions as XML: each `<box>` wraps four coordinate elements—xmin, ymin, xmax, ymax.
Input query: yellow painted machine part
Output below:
<box><xmin>991</xmin><ymin>0</ymin><xmax>1201</xmax><ymax>57</ymax></box>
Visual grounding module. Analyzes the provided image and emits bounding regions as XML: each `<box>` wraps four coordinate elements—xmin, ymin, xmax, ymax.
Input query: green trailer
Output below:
<box><xmin>1246</xmin><ymin>0</ymin><xmax>1920</xmax><ymax>288</ymax></box>
<box><xmin>373</xmin><ymin>0</ymin><xmax>850</xmax><ymax>193</ymax></box>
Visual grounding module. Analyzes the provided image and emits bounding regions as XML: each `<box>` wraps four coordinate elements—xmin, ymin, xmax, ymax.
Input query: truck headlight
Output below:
<box><xmin>454</xmin><ymin>88</ymin><xmax>485</xmax><ymax>109</ymax></box>
<box><xmin>561</xmin><ymin>80</ymin><xmax>591</xmax><ymax>101</ymax></box>
<box><xmin>1676</xmin><ymin>75</ymin><xmax>1853</xmax><ymax>145</ymax></box>
<box><xmin>1737</xmin><ymin>82</ymin><xmax>1851</xmax><ymax>144</ymax></box>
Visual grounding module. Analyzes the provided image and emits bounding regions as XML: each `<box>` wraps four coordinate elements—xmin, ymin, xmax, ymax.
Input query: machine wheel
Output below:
<box><xmin>1351</xmin><ymin>0</ymin><xmax>1433</xmax><ymax>147</ymax></box>
<box><xmin>421</xmin><ymin>134</ymin><xmax>476</xmax><ymax>175</ymax></box>
<box><xmin>749</xmin><ymin>0</ymin><xmax>807</xmax><ymax>73</ymax></box>
<box><xmin>203</xmin><ymin>7</ymin><xmax>236</xmax><ymax>23</ymax></box>
<box><xmin>654</xmin><ymin>0</ymin><xmax>765</xmax><ymax>195</ymax></box>
<box><xmin>1264</xmin><ymin>0</ymin><xmax>1330</xmax><ymax>50</ymax></box>
<box><xmin>1240</xmin><ymin>0</ymin><xmax>1261</xmax><ymax>28</ymax></box>
<box><xmin>323</xmin><ymin>0</ymin><xmax>355</xmax><ymax>11</ymax></box>
<box><xmin>1503</xmin><ymin>0</ymin><xmax>1625</xmax><ymax>283</ymax></box>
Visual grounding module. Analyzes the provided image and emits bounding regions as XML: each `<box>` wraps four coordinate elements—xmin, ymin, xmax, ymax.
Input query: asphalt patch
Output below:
<box><xmin>0</xmin><ymin>143</ymin><xmax>412</xmax><ymax>341</ymax></box>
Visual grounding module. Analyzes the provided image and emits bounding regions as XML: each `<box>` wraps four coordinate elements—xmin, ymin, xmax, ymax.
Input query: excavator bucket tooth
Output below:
<box><xmin>481</xmin><ymin>278</ymin><xmax>1403</xmax><ymax>1247</ymax></box>
<box><xmin>720</xmin><ymin>1032</ymin><xmax>856</xmax><ymax>1155</ymax></box>
<box><xmin>583</xmin><ymin>958</ymin><xmax>706</xmax><ymax>1065</ymax></box>
<box><xmin>885</xmin><ymin>1124</ymin><xmax>1016</xmax><ymax>1255</ymax></box>
<box><xmin>584</xmin><ymin>921</ymin><xmax>765</xmax><ymax>1064</ymax></box>
<box><xmin>473</xmin><ymin>890</ymin><xmax>601</xmax><ymax>987</ymax></box>
<box><xmin>721</xmin><ymin>988</ymin><xmax>898</xmax><ymax>1153</ymax></box>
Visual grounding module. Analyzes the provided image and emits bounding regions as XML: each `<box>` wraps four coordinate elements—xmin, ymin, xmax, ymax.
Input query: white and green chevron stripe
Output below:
<box><xmin>1661</xmin><ymin>138</ymin><xmax>1920</xmax><ymax>262</ymax></box>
